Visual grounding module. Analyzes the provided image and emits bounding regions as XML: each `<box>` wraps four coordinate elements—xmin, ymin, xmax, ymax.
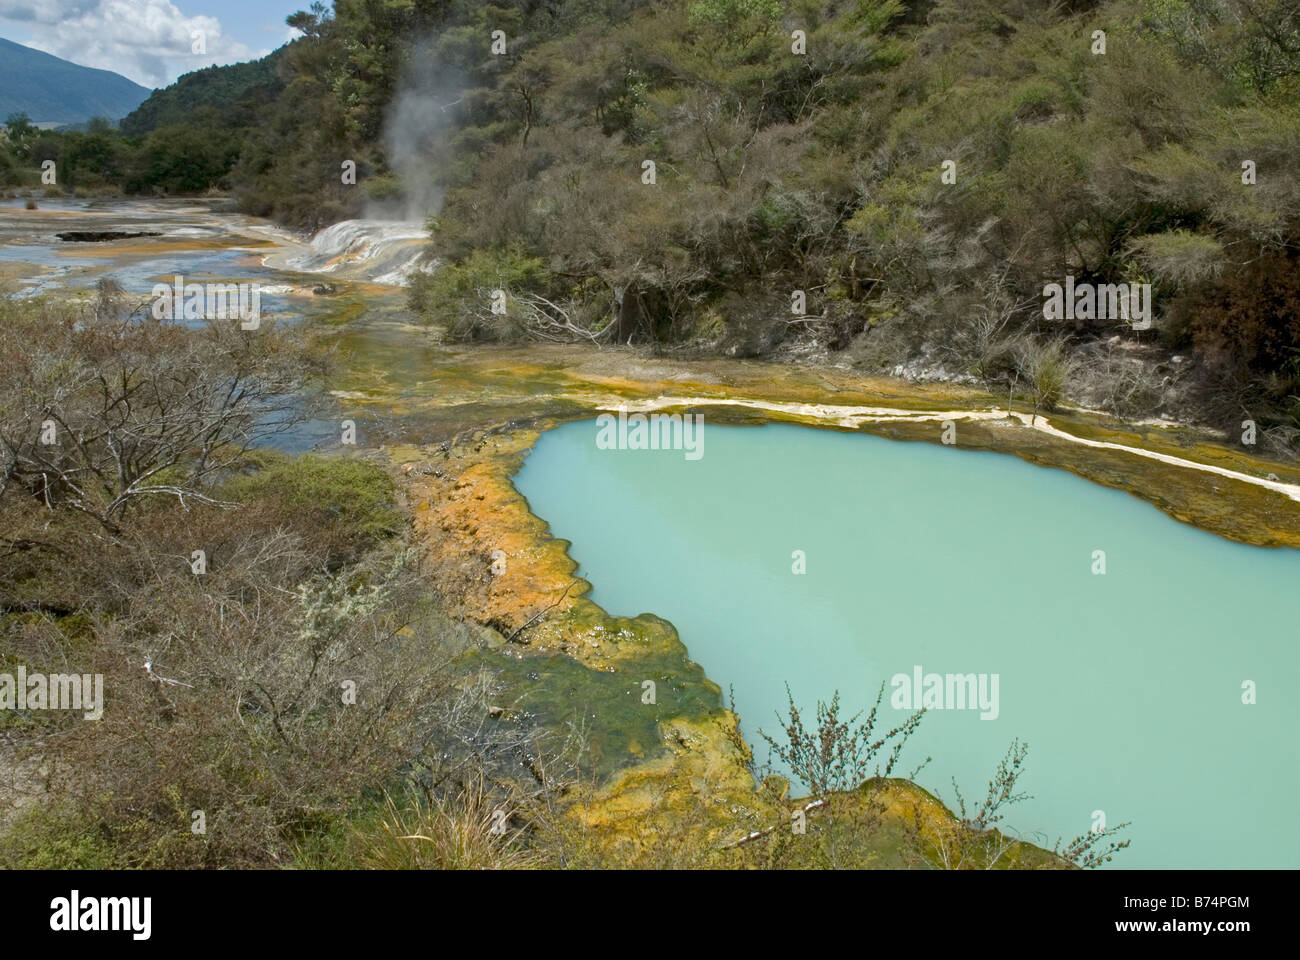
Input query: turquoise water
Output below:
<box><xmin>513</xmin><ymin>419</ymin><xmax>1300</xmax><ymax>868</ymax></box>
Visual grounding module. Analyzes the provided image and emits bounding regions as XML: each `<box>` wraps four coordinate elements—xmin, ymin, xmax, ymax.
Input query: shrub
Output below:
<box><xmin>1018</xmin><ymin>337</ymin><xmax>1078</xmax><ymax>412</ymax></box>
<box><xmin>218</xmin><ymin>452</ymin><xmax>403</xmax><ymax>565</ymax></box>
<box><xmin>409</xmin><ymin>247</ymin><xmax>552</xmax><ymax>341</ymax></box>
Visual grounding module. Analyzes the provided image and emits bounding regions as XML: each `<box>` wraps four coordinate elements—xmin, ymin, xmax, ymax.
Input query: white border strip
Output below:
<box><xmin>610</xmin><ymin>395</ymin><xmax>1300</xmax><ymax>503</ymax></box>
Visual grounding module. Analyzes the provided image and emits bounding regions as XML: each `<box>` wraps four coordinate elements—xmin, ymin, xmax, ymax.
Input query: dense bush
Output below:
<box><xmin>0</xmin><ymin>290</ymin><xmax>543</xmax><ymax>868</ymax></box>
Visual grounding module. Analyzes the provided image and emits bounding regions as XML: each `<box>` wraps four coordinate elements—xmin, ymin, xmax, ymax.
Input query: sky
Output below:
<box><xmin>0</xmin><ymin>0</ymin><xmax>312</xmax><ymax>89</ymax></box>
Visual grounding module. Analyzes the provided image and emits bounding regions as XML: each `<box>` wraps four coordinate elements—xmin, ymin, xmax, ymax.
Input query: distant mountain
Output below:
<box><xmin>0</xmin><ymin>36</ymin><xmax>152</xmax><ymax>125</ymax></box>
<box><xmin>121</xmin><ymin>48</ymin><xmax>287</xmax><ymax>137</ymax></box>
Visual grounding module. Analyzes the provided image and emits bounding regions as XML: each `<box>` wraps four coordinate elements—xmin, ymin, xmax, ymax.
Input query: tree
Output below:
<box><xmin>3</xmin><ymin>113</ymin><xmax>35</xmax><ymax>160</ymax></box>
<box><xmin>0</xmin><ymin>285</ymin><xmax>319</xmax><ymax>536</ymax></box>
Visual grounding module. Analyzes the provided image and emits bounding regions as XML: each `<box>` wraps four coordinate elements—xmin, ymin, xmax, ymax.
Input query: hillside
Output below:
<box><xmin>0</xmin><ymin>36</ymin><xmax>151</xmax><ymax>124</ymax></box>
<box><xmin>120</xmin><ymin>49</ymin><xmax>288</xmax><ymax>137</ymax></box>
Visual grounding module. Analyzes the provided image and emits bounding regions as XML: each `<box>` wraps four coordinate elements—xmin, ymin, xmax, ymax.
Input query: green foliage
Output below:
<box><xmin>408</xmin><ymin>247</ymin><xmax>553</xmax><ymax>340</ymax></box>
<box><xmin>1129</xmin><ymin>229</ymin><xmax>1225</xmax><ymax>287</ymax></box>
<box><xmin>688</xmin><ymin>0</ymin><xmax>784</xmax><ymax>45</ymax></box>
<box><xmin>1021</xmin><ymin>339</ymin><xmax>1077</xmax><ymax>412</ymax></box>
<box><xmin>219</xmin><ymin>451</ymin><xmax>403</xmax><ymax>563</ymax></box>
<box><xmin>0</xmin><ymin>801</ymin><xmax>123</xmax><ymax>869</ymax></box>
<box><xmin>1141</xmin><ymin>0</ymin><xmax>1300</xmax><ymax>96</ymax></box>
<box><xmin>119</xmin><ymin>50</ymin><xmax>286</xmax><ymax>138</ymax></box>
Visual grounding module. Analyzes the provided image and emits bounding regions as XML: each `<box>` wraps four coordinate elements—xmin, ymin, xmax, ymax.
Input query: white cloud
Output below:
<box><xmin>1</xmin><ymin>0</ymin><xmax>260</xmax><ymax>88</ymax></box>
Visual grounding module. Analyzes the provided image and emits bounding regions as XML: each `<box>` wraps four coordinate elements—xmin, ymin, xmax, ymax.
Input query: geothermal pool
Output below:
<box><xmin>513</xmin><ymin>419</ymin><xmax>1300</xmax><ymax>868</ymax></box>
